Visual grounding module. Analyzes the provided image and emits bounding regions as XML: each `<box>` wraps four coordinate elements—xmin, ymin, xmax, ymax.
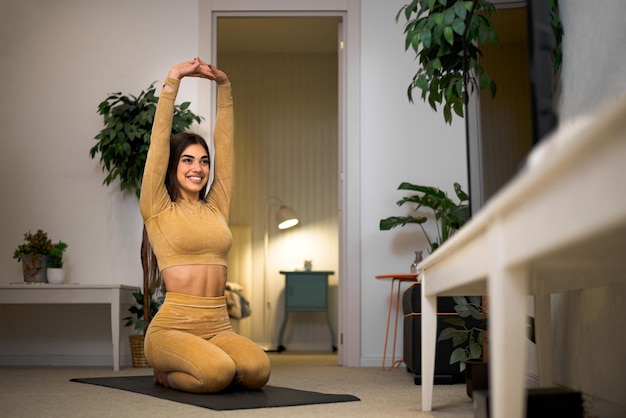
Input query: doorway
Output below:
<box><xmin>216</xmin><ymin>16</ymin><xmax>341</xmax><ymax>353</ymax></box>
<box><xmin>200</xmin><ymin>1</ymin><xmax>362</xmax><ymax>367</ymax></box>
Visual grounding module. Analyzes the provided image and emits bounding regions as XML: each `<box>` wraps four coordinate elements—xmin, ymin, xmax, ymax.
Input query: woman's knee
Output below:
<box><xmin>144</xmin><ymin>328</ymin><xmax>239</xmax><ymax>393</ymax></box>
<box><xmin>235</xmin><ymin>349</ymin><xmax>271</xmax><ymax>389</ymax></box>
<box><xmin>212</xmin><ymin>333</ymin><xmax>271</xmax><ymax>389</ymax></box>
<box><xmin>169</xmin><ymin>357</ymin><xmax>237</xmax><ymax>393</ymax></box>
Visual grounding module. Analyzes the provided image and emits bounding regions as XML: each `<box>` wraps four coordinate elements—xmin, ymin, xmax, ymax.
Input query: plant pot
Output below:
<box><xmin>465</xmin><ymin>360</ymin><xmax>489</xmax><ymax>398</ymax></box>
<box><xmin>46</xmin><ymin>268</ymin><xmax>65</xmax><ymax>284</ymax></box>
<box><xmin>22</xmin><ymin>254</ymin><xmax>50</xmax><ymax>283</ymax></box>
<box><xmin>129</xmin><ymin>335</ymin><xmax>149</xmax><ymax>368</ymax></box>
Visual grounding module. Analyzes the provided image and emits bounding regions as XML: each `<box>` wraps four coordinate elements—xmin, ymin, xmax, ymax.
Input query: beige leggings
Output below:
<box><xmin>144</xmin><ymin>292</ymin><xmax>271</xmax><ymax>393</ymax></box>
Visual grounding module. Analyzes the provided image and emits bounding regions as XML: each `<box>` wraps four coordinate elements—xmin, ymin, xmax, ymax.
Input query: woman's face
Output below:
<box><xmin>176</xmin><ymin>143</ymin><xmax>210</xmax><ymax>201</ymax></box>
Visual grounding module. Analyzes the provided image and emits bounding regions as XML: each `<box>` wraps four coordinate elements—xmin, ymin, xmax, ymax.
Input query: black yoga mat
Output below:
<box><xmin>70</xmin><ymin>376</ymin><xmax>360</xmax><ymax>411</ymax></box>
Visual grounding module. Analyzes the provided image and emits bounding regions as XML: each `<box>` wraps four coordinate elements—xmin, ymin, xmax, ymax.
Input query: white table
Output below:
<box><xmin>0</xmin><ymin>283</ymin><xmax>139</xmax><ymax>370</ymax></box>
<box><xmin>419</xmin><ymin>95</ymin><xmax>626</xmax><ymax>417</ymax></box>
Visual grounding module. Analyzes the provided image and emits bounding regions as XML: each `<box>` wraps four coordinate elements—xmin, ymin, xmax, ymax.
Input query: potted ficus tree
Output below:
<box><xmin>395</xmin><ymin>0</ymin><xmax>499</xmax><ymax>124</ymax></box>
<box><xmin>90</xmin><ymin>81</ymin><xmax>202</xmax><ymax>337</ymax></box>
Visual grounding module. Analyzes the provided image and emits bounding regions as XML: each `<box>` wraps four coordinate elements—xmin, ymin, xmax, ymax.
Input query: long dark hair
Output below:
<box><xmin>165</xmin><ymin>132</ymin><xmax>210</xmax><ymax>201</ymax></box>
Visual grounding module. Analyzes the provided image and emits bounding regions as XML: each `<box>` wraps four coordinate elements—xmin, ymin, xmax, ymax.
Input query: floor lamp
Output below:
<box><xmin>263</xmin><ymin>198</ymin><xmax>299</xmax><ymax>350</ymax></box>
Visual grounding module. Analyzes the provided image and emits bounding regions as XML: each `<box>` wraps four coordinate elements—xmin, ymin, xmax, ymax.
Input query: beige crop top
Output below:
<box><xmin>139</xmin><ymin>77</ymin><xmax>234</xmax><ymax>271</ymax></box>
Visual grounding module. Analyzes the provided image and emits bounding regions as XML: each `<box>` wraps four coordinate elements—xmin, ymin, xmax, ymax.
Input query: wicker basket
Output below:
<box><xmin>129</xmin><ymin>335</ymin><xmax>150</xmax><ymax>368</ymax></box>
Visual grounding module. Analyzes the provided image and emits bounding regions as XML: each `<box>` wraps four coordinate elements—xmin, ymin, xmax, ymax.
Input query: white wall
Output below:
<box><xmin>552</xmin><ymin>0</ymin><xmax>626</xmax><ymax>410</ymax></box>
<box><xmin>559</xmin><ymin>0</ymin><xmax>626</xmax><ymax>121</ymax></box>
<box><xmin>0</xmin><ymin>0</ymin><xmax>202</xmax><ymax>365</ymax></box>
<box><xmin>359</xmin><ymin>0</ymin><xmax>466</xmax><ymax>365</ymax></box>
<box><xmin>0</xmin><ymin>0</ymin><xmax>464</xmax><ymax>367</ymax></box>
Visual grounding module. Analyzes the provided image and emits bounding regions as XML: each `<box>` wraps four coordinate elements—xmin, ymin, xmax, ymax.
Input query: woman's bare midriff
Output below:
<box><xmin>161</xmin><ymin>264</ymin><xmax>227</xmax><ymax>297</ymax></box>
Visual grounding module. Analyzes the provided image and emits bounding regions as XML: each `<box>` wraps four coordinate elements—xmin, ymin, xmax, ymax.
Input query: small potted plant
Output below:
<box><xmin>437</xmin><ymin>296</ymin><xmax>487</xmax><ymax>397</ymax></box>
<box><xmin>124</xmin><ymin>289</ymin><xmax>164</xmax><ymax>368</ymax></box>
<box><xmin>13</xmin><ymin>229</ymin><xmax>54</xmax><ymax>283</ymax></box>
<box><xmin>46</xmin><ymin>241</ymin><xmax>69</xmax><ymax>284</ymax></box>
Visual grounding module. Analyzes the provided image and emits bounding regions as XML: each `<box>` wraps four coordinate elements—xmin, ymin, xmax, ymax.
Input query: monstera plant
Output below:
<box><xmin>380</xmin><ymin>182</ymin><xmax>470</xmax><ymax>254</ymax></box>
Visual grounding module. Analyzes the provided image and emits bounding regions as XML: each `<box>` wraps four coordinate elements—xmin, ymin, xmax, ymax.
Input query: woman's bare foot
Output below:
<box><xmin>153</xmin><ymin>368</ymin><xmax>170</xmax><ymax>387</ymax></box>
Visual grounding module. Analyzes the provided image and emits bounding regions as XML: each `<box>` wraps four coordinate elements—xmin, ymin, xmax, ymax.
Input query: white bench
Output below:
<box><xmin>0</xmin><ymin>283</ymin><xmax>139</xmax><ymax>370</ymax></box>
<box><xmin>419</xmin><ymin>95</ymin><xmax>626</xmax><ymax>417</ymax></box>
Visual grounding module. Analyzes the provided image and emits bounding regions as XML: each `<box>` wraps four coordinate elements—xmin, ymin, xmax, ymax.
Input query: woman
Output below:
<box><xmin>139</xmin><ymin>58</ymin><xmax>271</xmax><ymax>393</ymax></box>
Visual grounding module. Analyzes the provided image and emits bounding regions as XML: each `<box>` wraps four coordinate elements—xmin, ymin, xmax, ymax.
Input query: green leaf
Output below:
<box><xmin>420</xmin><ymin>29</ymin><xmax>432</xmax><ymax>48</ymax></box>
<box><xmin>453</xmin><ymin>99</ymin><xmax>464</xmax><ymax>117</ymax></box>
<box><xmin>443</xmin><ymin>26</ymin><xmax>454</xmax><ymax>45</ymax></box>
<box><xmin>443</xmin><ymin>8</ymin><xmax>455</xmax><ymax>25</ymax></box>
<box><xmin>443</xmin><ymin>317</ymin><xmax>465</xmax><ymax>327</ymax></box>
<box><xmin>454</xmin><ymin>1</ymin><xmax>467</xmax><ymax>20</ymax></box>
<box><xmin>468</xmin><ymin>342</ymin><xmax>482</xmax><ymax>359</ymax></box>
<box><xmin>449</xmin><ymin>347</ymin><xmax>467</xmax><ymax>365</ymax></box>
<box><xmin>433</xmin><ymin>12</ymin><xmax>444</xmax><ymax>26</ymax></box>
<box><xmin>415</xmin><ymin>74</ymin><xmax>429</xmax><ymax>89</ymax></box>
<box><xmin>451</xmin><ymin>17</ymin><xmax>465</xmax><ymax>36</ymax></box>
<box><xmin>379</xmin><ymin>215</ymin><xmax>428</xmax><ymax>231</ymax></box>
<box><xmin>443</xmin><ymin>103</ymin><xmax>452</xmax><ymax>123</ymax></box>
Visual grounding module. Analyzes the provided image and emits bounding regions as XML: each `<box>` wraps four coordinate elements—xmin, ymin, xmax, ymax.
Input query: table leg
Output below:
<box><xmin>324</xmin><ymin>311</ymin><xmax>336</xmax><ymax>351</ymax></box>
<box><xmin>489</xmin><ymin>263</ymin><xmax>529</xmax><ymax>418</ymax></box>
<box><xmin>389</xmin><ymin>279</ymin><xmax>405</xmax><ymax>369</ymax></box>
<box><xmin>421</xmin><ymin>273</ymin><xmax>437</xmax><ymax>412</ymax></box>
<box><xmin>534</xmin><ymin>292</ymin><xmax>553</xmax><ymax>386</ymax></box>
<box><xmin>111</xmin><ymin>288</ymin><xmax>121</xmax><ymax>371</ymax></box>
<box><xmin>381</xmin><ymin>278</ymin><xmax>395</xmax><ymax>371</ymax></box>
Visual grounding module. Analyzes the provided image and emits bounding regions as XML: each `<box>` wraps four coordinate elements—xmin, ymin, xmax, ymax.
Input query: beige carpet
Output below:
<box><xmin>0</xmin><ymin>353</ymin><xmax>474</xmax><ymax>417</ymax></box>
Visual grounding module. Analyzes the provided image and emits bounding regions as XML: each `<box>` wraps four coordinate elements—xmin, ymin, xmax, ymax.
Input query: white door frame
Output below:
<box><xmin>198</xmin><ymin>0</ymin><xmax>361</xmax><ymax>367</ymax></box>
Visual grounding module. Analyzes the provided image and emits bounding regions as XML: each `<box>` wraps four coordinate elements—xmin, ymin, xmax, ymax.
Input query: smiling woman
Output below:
<box><xmin>138</xmin><ymin>58</ymin><xmax>271</xmax><ymax>394</ymax></box>
<box><xmin>165</xmin><ymin>133</ymin><xmax>211</xmax><ymax>202</ymax></box>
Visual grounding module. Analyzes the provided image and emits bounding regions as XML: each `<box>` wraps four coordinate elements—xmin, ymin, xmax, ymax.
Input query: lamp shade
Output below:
<box><xmin>276</xmin><ymin>205</ymin><xmax>299</xmax><ymax>230</ymax></box>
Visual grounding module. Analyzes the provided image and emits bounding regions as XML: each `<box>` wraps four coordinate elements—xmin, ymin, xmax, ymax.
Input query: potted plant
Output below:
<box><xmin>437</xmin><ymin>295</ymin><xmax>487</xmax><ymax>397</ymax></box>
<box><xmin>380</xmin><ymin>183</ymin><xmax>485</xmax><ymax>390</ymax></box>
<box><xmin>395</xmin><ymin>0</ymin><xmax>498</xmax><ymax>124</ymax></box>
<box><xmin>124</xmin><ymin>287</ymin><xmax>164</xmax><ymax>368</ymax></box>
<box><xmin>379</xmin><ymin>182</ymin><xmax>470</xmax><ymax>254</ymax></box>
<box><xmin>89</xmin><ymin>82</ymin><xmax>202</xmax><ymax>324</ymax></box>
<box><xmin>13</xmin><ymin>229</ymin><xmax>54</xmax><ymax>283</ymax></box>
<box><xmin>46</xmin><ymin>241</ymin><xmax>69</xmax><ymax>284</ymax></box>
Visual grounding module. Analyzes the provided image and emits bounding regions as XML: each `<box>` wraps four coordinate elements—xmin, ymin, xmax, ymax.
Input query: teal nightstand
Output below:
<box><xmin>277</xmin><ymin>271</ymin><xmax>336</xmax><ymax>352</ymax></box>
